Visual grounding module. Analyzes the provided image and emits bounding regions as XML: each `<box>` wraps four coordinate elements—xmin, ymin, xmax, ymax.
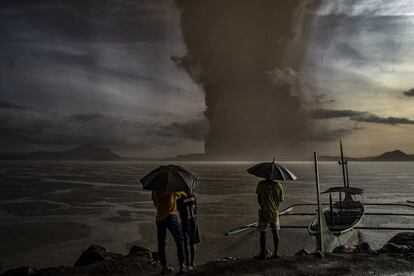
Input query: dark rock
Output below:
<box><xmin>354</xmin><ymin>242</ymin><xmax>372</xmax><ymax>253</ymax></box>
<box><xmin>312</xmin><ymin>251</ymin><xmax>324</xmax><ymax>259</ymax></box>
<box><xmin>2</xmin><ymin>266</ymin><xmax>37</xmax><ymax>276</ymax></box>
<box><xmin>332</xmin><ymin>246</ymin><xmax>348</xmax><ymax>253</ymax></box>
<box><xmin>380</xmin><ymin>232</ymin><xmax>414</xmax><ymax>254</ymax></box>
<box><xmin>74</xmin><ymin>244</ymin><xmax>123</xmax><ymax>267</ymax></box>
<box><xmin>387</xmin><ymin>232</ymin><xmax>414</xmax><ymax>249</ymax></box>
<box><xmin>381</xmin><ymin>243</ymin><xmax>409</xmax><ymax>254</ymax></box>
<box><xmin>128</xmin><ymin>246</ymin><xmax>152</xmax><ymax>260</ymax></box>
<box><xmin>294</xmin><ymin>249</ymin><xmax>311</xmax><ymax>256</ymax></box>
<box><xmin>151</xmin><ymin>251</ymin><xmax>159</xmax><ymax>261</ymax></box>
<box><xmin>219</xmin><ymin>257</ymin><xmax>239</xmax><ymax>262</ymax></box>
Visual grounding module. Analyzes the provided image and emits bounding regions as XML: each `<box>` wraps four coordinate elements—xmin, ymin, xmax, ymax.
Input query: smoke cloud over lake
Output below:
<box><xmin>175</xmin><ymin>0</ymin><xmax>319</xmax><ymax>159</ymax></box>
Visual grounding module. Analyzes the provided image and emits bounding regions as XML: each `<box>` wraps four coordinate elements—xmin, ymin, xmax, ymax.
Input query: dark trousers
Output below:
<box><xmin>156</xmin><ymin>215</ymin><xmax>185</xmax><ymax>266</ymax></box>
<box><xmin>182</xmin><ymin>223</ymin><xmax>190</xmax><ymax>266</ymax></box>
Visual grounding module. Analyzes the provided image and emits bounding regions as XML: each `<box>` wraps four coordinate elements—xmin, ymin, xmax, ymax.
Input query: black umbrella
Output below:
<box><xmin>247</xmin><ymin>159</ymin><xmax>297</xmax><ymax>181</ymax></box>
<box><xmin>140</xmin><ymin>164</ymin><xmax>199</xmax><ymax>192</ymax></box>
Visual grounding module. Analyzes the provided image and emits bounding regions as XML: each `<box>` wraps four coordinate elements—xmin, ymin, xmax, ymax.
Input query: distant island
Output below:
<box><xmin>374</xmin><ymin>149</ymin><xmax>414</xmax><ymax>161</ymax></box>
<box><xmin>318</xmin><ymin>149</ymin><xmax>414</xmax><ymax>162</ymax></box>
<box><xmin>1</xmin><ymin>146</ymin><xmax>413</xmax><ymax>161</ymax></box>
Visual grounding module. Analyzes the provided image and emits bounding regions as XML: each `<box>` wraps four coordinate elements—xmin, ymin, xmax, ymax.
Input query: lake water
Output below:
<box><xmin>0</xmin><ymin>161</ymin><xmax>413</xmax><ymax>272</ymax></box>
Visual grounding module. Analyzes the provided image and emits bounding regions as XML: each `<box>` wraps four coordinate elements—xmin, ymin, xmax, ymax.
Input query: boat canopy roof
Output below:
<box><xmin>321</xmin><ymin>186</ymin><xmax>364</xmax><ymax>195</ymax></box>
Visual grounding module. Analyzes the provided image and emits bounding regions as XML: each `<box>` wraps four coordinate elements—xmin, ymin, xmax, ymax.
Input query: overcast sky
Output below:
<box><xmin>0</xmin><ymin>0</ymin><xmax>206</xmax><ymax>157</ymax></box>
<box><xmin>302</xmin><ymin>0</ymin><xmax>414</xmax><ymax>156</ymax></box>
<box><xmin>1</xmin><ymin>0</ymin><xmax>414</xmax><ymax>158</ymax></box>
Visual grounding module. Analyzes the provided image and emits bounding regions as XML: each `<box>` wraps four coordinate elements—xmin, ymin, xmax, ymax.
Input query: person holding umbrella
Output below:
<box><xmin>247</xmin><ymin>158</ymin><xmax>297</xmax><ymax>259</ymax></box>
<box><xmin>140</xmin><ymin>165</ymin><xmax>199</xmax><ymax>274</ymax></box>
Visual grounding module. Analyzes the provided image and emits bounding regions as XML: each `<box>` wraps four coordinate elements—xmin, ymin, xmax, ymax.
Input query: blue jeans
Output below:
<box><xmin>156</xmin><ymin>215</ymin><xmax>185</xmax><ymax>266</ymax></box>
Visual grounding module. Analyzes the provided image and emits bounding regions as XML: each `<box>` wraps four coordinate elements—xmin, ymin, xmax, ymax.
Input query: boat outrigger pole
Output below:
<box><xmin>225</xmin><ymin>154</ymin><xmax>414</xmax><ymax>243</ymax></box>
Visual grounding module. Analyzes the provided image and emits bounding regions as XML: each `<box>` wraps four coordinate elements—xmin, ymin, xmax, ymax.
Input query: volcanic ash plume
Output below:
<box><xmin>175</xmin><ymin>0</ymin><xmax>319</xmax><ymax>159</ymax></box>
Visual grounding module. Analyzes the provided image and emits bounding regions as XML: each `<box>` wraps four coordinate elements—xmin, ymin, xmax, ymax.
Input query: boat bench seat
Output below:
<box><xmin>325</xmin><ymin>212</ymin><xmax>361</xmax><ymax>226</ymax></box>
<box><xmin>333</xmin><ymin>202</ymin><xmax>363</xmax><ymax>209</ymax></box>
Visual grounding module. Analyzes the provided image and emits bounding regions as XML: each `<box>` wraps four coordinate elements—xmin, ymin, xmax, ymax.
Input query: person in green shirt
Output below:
<box><xmin>255</xmin><ymin>179</ymin><xmax>284</xmax><ymax>259</ymax></box>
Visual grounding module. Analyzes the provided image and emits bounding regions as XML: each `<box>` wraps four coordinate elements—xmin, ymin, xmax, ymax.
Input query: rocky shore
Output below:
<box><xmin>2</xmin><ymin>232</ymin><xmax>414</xmax><ymax>276</ymax></box>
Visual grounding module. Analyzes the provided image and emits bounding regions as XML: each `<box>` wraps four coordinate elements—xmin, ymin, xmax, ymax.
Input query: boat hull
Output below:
<box><xmin>308</xmin><ymin>203</ymin><xmax>365</xmax><ymax>252</ymax></box>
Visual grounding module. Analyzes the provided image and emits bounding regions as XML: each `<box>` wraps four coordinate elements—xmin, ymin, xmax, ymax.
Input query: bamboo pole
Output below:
<box><xmin>345</xmin><ymin>162</ymin><xmax>350</xmax><ymax>188</ymax></box>
<box><xmin>329</xmin><ymin>193</ymin><xmax>334</xmax><ymax>226</ymax></box>
<box><xmin>340</xmin><ymin>140</ymin><xmax>347</xmax><ymax>188</ymax></box>
<box><xmin>314</xmin><ymin>152</ymin><xmax>323</xmax><ymax>251</ymax></box>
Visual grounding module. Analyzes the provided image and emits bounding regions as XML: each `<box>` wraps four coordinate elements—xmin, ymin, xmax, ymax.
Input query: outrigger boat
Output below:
<box><xmin>308</xmin><ymin>140</ymin><xmax>365</xmax><ymax>252</ymax></box>
<box><xmin>308</xmin><ymin>186</ymin><xmax>365</xmax><ymax>252</ymax></box>
<box><xmin>226</xmin><ymin>141</ymin><xmax>414</xmax><ymax>253</ymax></box>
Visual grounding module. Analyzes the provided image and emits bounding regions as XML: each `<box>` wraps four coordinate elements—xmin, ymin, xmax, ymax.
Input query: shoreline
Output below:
<box><xmin>2</xmin><ymin>233</ymin><xmax>414</xmax><ymax>276</ymax></box>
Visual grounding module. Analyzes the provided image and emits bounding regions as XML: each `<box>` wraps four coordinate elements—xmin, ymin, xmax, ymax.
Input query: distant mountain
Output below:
<box><xmin>167</xmin><ymin>153</ymin><xmax>212</xmax><ymax>161</ymax></box>
<box><xmin>1</xmin><ymin>146</ymin><xmax>413</xmax><ymax>162</ymax></box>
<box><xmin>319</xmin><ymin>149</ymin><xmax>413</xmax><ymax>162</ymax></box>
<box><xmin>374</xmin><ymin>150</ymin><xmax>413</xmax><ymax>161</ymax></box>
<box><xmin>0</xmin><ymin>145</ymin><xmax>122</xmax><ymax>161</ymax></box>
<box><xmin>63</xmin><ymin>144</ymin><xmax>121</xmax><ymax>160</ymax></box>
<box><xmin>170</xmin><ymin>149</ymin><xmax>414</xmax><ymax>162</ymax></box>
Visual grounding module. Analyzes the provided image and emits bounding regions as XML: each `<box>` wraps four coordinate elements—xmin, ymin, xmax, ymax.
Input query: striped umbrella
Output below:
<box><xmin>247</xmin><ymin>159</ymin><xmax>297</xmax><ymax>181</ymax></box>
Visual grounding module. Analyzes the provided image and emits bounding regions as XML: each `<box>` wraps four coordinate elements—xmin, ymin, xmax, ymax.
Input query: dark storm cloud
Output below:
<box><xmin>403</xmin><ymin>88</ymin><xmax>414</xmax><ymax>97</ymax></box>
<box><xmin>0</xmin><ymin>0</ymin><xmax>206</xmax><ymax>156</ymax></box>
<box><xmin>335</xmin><ymin>43</ymin><xmax>365</xmax><ymax>61</ymax></box>
<box><xmin>310</xmin><ymin>108</ymin><xmax>414</xmax><ymax>125</ymax></box>
<box><xmin>350</xmin><ymin>114</ymin><xmax>414</xmax><ymax>125</ymax></box>
<box><xmin>1</xmin><ymin>43</ymin><xmax>178</xmax><ymax>89</ymax></box>
<box><xmin>0</xmin><ymin>107</ymin><xmax>206</xmax><ymax>151</ymax></box>
<box><xmin>0</xmin><ymin>100</ymin><xmax>31</xmax><ymax>110</ymax></box>
<box><xmin>0</xmin><ymin>0</ymin><xmax>175</xmax><ymax>43</ymax></box>
<box><xmin>0</xmin><ymin>0</ymin><xmax>183</xmax><ymax>89</ymax></box>
<box><xmin>155</xmin><ymin>118</ymin><xmax>209</xmax><ymax>141</ymax></box>
<box><xmin>308</xmin><ymin>14</ymin><xmax>411</xmax><ymax>67</ymax></box>
<box><xmin>313</xmin><ymin>14</ymin><xmax>405</xmax><ymax>42</ymax></box>
<box><xmin>312</xmin><ymin>94</ymin><xmax>335</xmax><ymax>105</ymax></box>
<box><xmin>0</xmin><ymin>111</ymin><xmax>50</xmax><ymax>144</ymax></box>
<box><xmin>309</xmin><ymin>109</ymin><xmax>365</xmax><ymax>119</ymax></box>
<box><xmin>0</xmin><ymin>124</ymin><xmax>43</xmax><ymax>138</ymax></box>
<box><xmin>303</xmin><ymin>7</ymin><xmax>412</xmax><ymax>76</ymax></box>
<box><xmin>68</xmin><ymin>113</ymin><xmax>106</xmax><ymax>122</ymax></box>
<box><xmin>311</xmin><ymin>126</ymin><xmax>362</xmax><ymax>142</ymax></box>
